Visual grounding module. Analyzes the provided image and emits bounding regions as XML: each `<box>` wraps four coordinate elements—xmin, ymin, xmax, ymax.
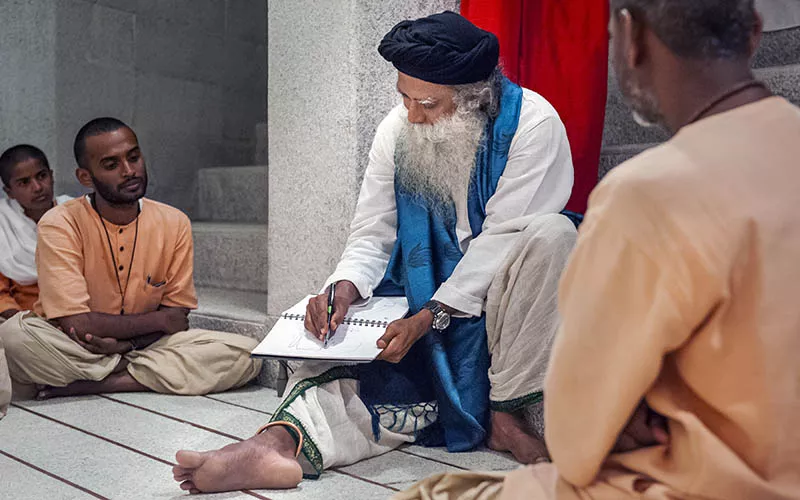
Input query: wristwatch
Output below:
<box><xmin>422</xmin><ymin>300</ymin><xmax>451</xmax><ymax>331</ymax></box>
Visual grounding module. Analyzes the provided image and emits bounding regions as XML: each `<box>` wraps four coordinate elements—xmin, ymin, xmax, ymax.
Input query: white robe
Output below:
<box><xmin>325</xmin><ymin>88</ymin><xmax>574</xmax><ymax>316</ymax></box>
<box><xmin>271</xmin><ymin>90</ymin><xmax>576</xmax><ymax>477</ymax></box>
<box><xmin>0</xmin><ymin>195</ymin><xmax>72</xmax><ymax>285</ymax></box>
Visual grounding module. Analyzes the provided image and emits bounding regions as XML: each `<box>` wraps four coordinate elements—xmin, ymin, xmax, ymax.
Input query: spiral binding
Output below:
<box><xmin>282</xmin><ymin>313</ymin><xmax>389</xmax><ymax>328</ymax></box>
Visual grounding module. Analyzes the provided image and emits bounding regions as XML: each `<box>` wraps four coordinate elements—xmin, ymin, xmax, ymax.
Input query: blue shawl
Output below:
<box><xmin>357</xmin><ymin>77</ymin><xmax>524</xmax><ymax>452</ymax></box>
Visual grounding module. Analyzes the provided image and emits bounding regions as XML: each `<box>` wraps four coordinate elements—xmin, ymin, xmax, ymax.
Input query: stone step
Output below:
<box><xmin>754</xmin><ymin>27</ymin><xmax>800</xmax><ymax>69</ymax></box>
<box><xmin>603</xmin><ymin>63</ymin><xmax>800</xmax><ymax>147</ymax></box>
<box><xmin>598</xmin><ymin>143</ymin><xmax>658</xmax><ymax>180</ymax></box>
<box><xmin>196</xmin><ymin>165</ymin><xmax>267</xmax><ymax>223</ymax></box>
<box><xmin>192</xmin><ymin>222</ymin><xmax>267</xmax><ymax>292</ymax></box>
<box><xmin>190</xmin><ymin>286</ymin><xmax>281</xmax><ymax>388</ymax></box>
<box><xmin>191</xmin><ymin>286</ymin><xmax>270</xmax><ymax>336</ymax></box>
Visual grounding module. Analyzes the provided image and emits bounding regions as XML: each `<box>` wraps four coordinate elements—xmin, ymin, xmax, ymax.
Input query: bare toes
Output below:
<box><xmin>173</xmin><ymin>465</ymin><xmax>192</xmax><ymax>478</ymax></box>
<box><xmin>176</xmin><ymin>450</ymin><xmax>206</xmax><ymax>468</ymax></box>
<box><xmin>180</xmin><ymin>480</ymin><xmax>196</xmax><ymax>491</ymax></box>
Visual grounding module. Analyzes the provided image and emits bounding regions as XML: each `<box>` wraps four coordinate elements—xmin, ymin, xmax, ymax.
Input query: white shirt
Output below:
<box><xmin>325</xmin><ymin>88</ymin><xmax>574</xmax><ymax>317</ymax></box>
<box><xmin>0</xmin><ymin>195</ymin><xmax>73</xmax><ymax>285</ymax></box>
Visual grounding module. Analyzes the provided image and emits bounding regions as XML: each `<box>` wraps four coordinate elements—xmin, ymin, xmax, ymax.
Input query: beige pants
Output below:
<box><xmin>487</xmin><ymin>213</ymin><xmax>577</xmax><ymax>417</ymax></box>
<box><xmin>0</xmin><ymin>318</ymin><xmax>10</xmax><ymax>419</ymax></box>
<box><xmin>0</xmin><ymin>312</ymin><xmax>262</xmax><ymax>395</ymax></box>
<box><xmin>394</xmin><ymin>463</ymin><xmax>683</xmax><ymax>500</ymax></box>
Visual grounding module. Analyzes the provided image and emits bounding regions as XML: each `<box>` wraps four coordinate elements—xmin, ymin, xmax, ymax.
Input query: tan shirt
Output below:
<box><xmin>35</xmin><ymin>197</ymin><xmax>197</xmax><ymax>319</ymax></box>
<box><xmin>0</xmin><ymin>273</ymin><xmax>38</xmax><ymax>313</ymax></box>
<box><xmin>547</xmin><ymin>97</ymin><xmax>800</xmax><ymax>500</ymax></box>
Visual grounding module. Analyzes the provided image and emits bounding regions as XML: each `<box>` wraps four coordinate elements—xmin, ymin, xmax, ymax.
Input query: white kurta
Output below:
<box><xmin>325</xmin><ymin>88</ymin><xmax>574</xmax><ymax>316</ymax></box>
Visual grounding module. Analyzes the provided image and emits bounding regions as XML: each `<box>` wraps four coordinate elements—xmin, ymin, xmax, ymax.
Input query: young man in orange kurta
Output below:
<box><xmin>0</xmin><ymin>118</ymin><xmax>261</xmax><ymax>400</ymax></box>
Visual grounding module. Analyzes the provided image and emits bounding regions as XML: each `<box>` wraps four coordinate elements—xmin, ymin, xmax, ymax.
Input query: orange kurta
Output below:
<box><xmin>34</xmin><ymin>196</ymin><xmax>197</xmax><ymax>319</ymax></box>
<box><xmin>0</xmin><ymin>273</ymin><xmax>38</xmax><ymax>313</ymax></box>
<box><xmin>544</xmin><ymin>97</ymin><xmax>800</xmax><ymax>500</ymax></box>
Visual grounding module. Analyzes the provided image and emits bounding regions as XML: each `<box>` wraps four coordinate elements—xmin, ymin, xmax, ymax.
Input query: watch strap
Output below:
<box><xmin>422</xmin><ymin>300</ymin><xmax>443</xmax><ymax>315</ymax></box>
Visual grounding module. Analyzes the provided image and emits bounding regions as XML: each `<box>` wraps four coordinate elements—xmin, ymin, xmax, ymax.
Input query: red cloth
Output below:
<box><xmin>462</xmin><ymin>0</ymin><xmax>609</xmax><ymax>213</ymax></box>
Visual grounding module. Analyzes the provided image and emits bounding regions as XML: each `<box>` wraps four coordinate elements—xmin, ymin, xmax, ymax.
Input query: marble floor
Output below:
<box><xmin>1</xmin><ymin>385</ymin><xmax>520</xmax><ymax>499</ymax></box>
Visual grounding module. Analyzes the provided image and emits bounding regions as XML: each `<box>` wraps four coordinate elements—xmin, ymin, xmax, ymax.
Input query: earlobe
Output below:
<box><xmin>76</xmin><ymin>168</ymin><xmax>94</xmax><ymax>189</ymax></box>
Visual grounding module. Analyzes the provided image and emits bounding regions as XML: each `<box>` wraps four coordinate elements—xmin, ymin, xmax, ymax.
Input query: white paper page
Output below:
<box><xmin>251</xmin><ymin>295</ymin><xmax>409</xmax><ymax>362</ymax></box>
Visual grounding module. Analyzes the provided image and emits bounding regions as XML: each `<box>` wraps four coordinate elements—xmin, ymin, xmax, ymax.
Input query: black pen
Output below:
<box><xmin>324</xmin><ymin>283</ymin><xmax>335</xmax><ymax>347</ymax></box>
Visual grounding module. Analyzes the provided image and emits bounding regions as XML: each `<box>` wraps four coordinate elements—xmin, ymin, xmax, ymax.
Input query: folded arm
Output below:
<box><xmin>54</xmin><ymin>305</ymin><xmax>189</xmax><ymax>341</ymax></box>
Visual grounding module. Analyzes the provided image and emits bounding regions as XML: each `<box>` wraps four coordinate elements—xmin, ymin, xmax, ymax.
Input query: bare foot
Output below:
<box><xmin>173</xmin><ymin>426</ymin><xmax>303</xmax><ymax>493</ymax></box>
<box><xmin>487</xmin><ymin>410</ymin><xmax>549</xmax><ymax>464</ymax></box>
<box><xmin>36</xmin><ymin>371</ymin><xmax>147</xmax><ymax>400</ymax></box>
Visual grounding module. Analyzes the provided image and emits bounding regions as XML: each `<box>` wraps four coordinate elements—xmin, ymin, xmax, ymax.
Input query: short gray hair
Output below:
<box><xmin>610</xmin><ymin>0</ymin><xmax>757</xmax><ymax>59</ymax></box>
<box><xmin>452</xmin><ymin>67</ymin><xmax>504</xmax><ymax>119</ymax></box>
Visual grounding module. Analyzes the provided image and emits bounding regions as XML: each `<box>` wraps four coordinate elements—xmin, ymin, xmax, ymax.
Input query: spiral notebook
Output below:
<box><xmin>251</xmin><ymin>295</ymin><xmax>410</xmax><ymax>362</ymax></box>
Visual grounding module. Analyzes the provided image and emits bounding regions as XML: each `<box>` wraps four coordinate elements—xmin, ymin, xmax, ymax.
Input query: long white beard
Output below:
<box><xmin>395</xmin><ymin>109</ymin><xmax>487</xmax><ymax>211</ymax></box>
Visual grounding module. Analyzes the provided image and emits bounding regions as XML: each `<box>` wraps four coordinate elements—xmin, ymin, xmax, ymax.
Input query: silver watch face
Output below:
<box><xmin>432</xmin><ymin>312</ymin><xmax>450</xmax><ymax>331</ymax></box>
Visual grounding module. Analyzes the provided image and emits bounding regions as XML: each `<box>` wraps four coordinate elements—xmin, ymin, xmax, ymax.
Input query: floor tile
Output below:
<box><xmin>105</xmin><ymin>392</ymin><xmax>269</xmax><ymax>440</ymax></box>
<box><xmin>0</xmin><ymin>408</ymin><xmax>187</xmax><ymax>500</ymax></box>
<box><xmin>390</xmin><ymin>481</ymin><xmax>419</xmax><ymax>493</ymax></box>
<box><xmin>0</xmin><ymin>452</ymin><xmax>99</xmax><ymax>499</ymax></box>
<box><xmin>259</xmin><ymin>470</ymin><xmax>395</xmax><ymax>500</ymax></box>
<box><xmin>337</xmin><ymin>449</ymin><xmax>462</xmax><ymax>488</ymax></box>
<box><xmin>205</xmin><ymin>385</ymin><xmax>283</xmax><ymax>415</ymax></box>
<box><xmin>3</xmin><ymin>390</ymin><xmax>518</xmax><ymax>499</ymax></box>
<box><xmin>15</xmin><ymin>396</ymin><xmax>235</xmax><ymax>462</ymax></box>
<box><xmin>401</xmin><ymin>445</ymin><xmax>520</xmax><ymax>471</ymax></box>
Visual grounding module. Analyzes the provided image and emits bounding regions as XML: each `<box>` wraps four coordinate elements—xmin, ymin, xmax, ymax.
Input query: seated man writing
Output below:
<box><xmin>0</xmin><ymin>117</ymin><xmax>262</xmax><ymax>400</ymax></box>
<box><xmin>0</xmin><ymin>145</ymin><xmax>71</xmax><ymax>321</ymax></box>
<box><xmin>398</xmin><ymin>1</ymin><xmax>800</xmax><ymax>499</ymax></box>
<box><xmin>174</xmin><ymin>11</ymin><xmax>578</xmax><ymax>493</ymax></box>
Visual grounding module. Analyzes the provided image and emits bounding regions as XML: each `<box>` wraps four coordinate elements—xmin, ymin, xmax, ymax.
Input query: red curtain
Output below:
<box><xmin>462</xmin><ymin>0</ymin><xmax>609</xmax><ymax>213</ymax></box>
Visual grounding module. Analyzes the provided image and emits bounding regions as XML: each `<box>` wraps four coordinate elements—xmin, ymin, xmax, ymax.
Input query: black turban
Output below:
<box><xmin>378</xmin><ymin>11</ymin><xmax>499</xmax><ymax>85</ymax></box>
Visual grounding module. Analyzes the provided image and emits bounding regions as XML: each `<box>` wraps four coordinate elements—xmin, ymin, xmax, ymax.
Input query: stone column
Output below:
<box><xmin>267</xmin><ymin>0</ymin><xmax>459</xmax><ymax>316</ymax></box>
